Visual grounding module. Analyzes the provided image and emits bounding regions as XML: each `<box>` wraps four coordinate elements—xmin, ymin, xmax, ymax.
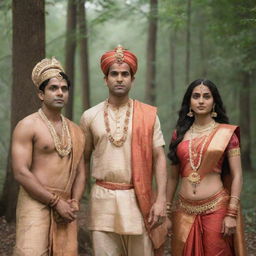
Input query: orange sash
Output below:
<box><xmin>131</xmin><ymin>100</ymin><xmax>167</xmax><ymax>254</ymax></box>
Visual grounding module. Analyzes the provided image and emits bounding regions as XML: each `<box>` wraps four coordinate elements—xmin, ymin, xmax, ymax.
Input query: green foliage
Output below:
<box><xmin>241</xmin><ymin>171</ymin><xmax>256</xmax><ymax>233</ymax></box>
<box><xmin>0</xmin><ymin>4</ymin><xmax>11</xmax><ymax>182</ymax></box>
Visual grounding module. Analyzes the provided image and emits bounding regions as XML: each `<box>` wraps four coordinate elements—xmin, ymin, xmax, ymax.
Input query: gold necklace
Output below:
<box><xmin>191</xmin><ymin>120</ymin><xmax>216</xmax><ymax>133</ymax></box>
<box><xmin>188</xmin><ymin>121</ymin><xmax>216</xmax><ymax>194</ymax></box>
<box><xmin>38</xmin><ymin>108</ymin><xmax>72</xmax><ymax>157</ymax></box>
<box><xmin>104</xmin><ymin>99</ymin><xmax>131</xmax><ymax>147</ymax></box>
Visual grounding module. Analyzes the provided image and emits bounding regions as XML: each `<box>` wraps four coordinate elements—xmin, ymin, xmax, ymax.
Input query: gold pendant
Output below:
<box><xmin>188</xmin><ymin>171</ymin><xmax>201</xmax><ymax>185</ymax></box>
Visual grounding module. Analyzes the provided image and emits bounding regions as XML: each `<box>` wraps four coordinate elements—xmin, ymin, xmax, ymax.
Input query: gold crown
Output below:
<box><xmin>31</xmin><ymin>57</ymin><xmax>64</xmax><ymax>88</ymax></box>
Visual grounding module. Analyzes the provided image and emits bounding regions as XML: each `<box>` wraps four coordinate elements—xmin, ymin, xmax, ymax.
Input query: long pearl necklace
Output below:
<box><xmin>104</xmin><ymin>99</ymin><xmax>131</xmax><ymax>147</ymax></box>
<box><xmin>188</xmin><ymin>120</ymin><xmax>216</xmax><ymax>194</ymax></box>
<box><xmin>38</xmin><ymin>108</ymin><xmax>72</xmax><ymax>157</ymax></box>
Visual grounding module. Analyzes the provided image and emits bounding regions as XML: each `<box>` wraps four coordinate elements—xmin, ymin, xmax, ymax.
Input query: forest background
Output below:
<box><xmin>0</xmin><ymin>0</ymin><xmax>255</xmax><ymax>255</ymax></box>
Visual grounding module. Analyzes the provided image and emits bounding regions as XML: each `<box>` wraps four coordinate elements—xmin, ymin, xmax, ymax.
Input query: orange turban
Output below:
<box><xmin>100</xmin><ymin>45</ymin><xmax>138</xmax><ymax>76</ymax></box>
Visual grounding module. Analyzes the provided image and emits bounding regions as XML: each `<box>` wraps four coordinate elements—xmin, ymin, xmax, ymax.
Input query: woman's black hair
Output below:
<box><xmin>168</xmin><ymin>79</ymin><xmax>229</xmax><ymax>165</ymax></box>
<box><xmin>39</xmin><ymin>72</ymin><xmax>71</xmax><ymax>92</ymax></box>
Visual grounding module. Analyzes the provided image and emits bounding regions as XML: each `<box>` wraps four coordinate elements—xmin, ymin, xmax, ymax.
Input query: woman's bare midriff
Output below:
<box><xmin>179</xmin><ymin>172</ymin><xmax>223</xmax><ymax>200</ymax></box>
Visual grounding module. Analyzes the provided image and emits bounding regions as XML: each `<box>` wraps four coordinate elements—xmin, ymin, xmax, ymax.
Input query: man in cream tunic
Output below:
<box><xmin>80</xmin><ymin>45</ymin><xmax>167</xmax><ymax>256</ymax></box>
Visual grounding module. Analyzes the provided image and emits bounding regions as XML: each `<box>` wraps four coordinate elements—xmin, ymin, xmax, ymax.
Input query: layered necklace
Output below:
<box><xmin>104</xmin><ymin>99</ymin><xmax>131</xmax><ymax>147</ymax></box>
<box><xmin>38</xmin><ymin>108</ymin><xmax>72</xmax><ymax>157</ymax></box>
<box><xmin>188</xmin><ymin>120</ymin><xmax>216</xmax><ymax>194</ymax></box>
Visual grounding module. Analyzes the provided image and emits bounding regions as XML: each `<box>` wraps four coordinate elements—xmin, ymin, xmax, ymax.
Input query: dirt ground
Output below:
<box><xmin>0</xmin><ymin>214</ymin><xmax>255</xmax><ymax>256</ymax></box>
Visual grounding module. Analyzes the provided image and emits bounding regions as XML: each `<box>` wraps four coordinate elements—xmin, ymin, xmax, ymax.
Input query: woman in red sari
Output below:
<box><xmin>167</xmin><ymin>79</ymin><xmax>246</xmax><ymax>256</ymax></box>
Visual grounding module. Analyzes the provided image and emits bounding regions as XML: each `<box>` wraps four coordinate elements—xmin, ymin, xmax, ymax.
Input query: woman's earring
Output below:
<box><xmin>187</xmin><ymin>107</ymin><xmax>194</xmax><ymax>117</ymax></box>
<box><xmin>211</xmin><ymin>104</ymin><xmax>217</xmax><ymax>117</ymax></box>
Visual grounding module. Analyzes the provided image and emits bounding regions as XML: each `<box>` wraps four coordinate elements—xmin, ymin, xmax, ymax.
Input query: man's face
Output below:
<box><xmin>39</xmin><ymin>77</ymin><xmax>69</xmax><ymax>110</ymax></box>
<box><xmin>104</xmin><ymin>62</ymin><xmax>134</xmax><ymax>97</ymax></box>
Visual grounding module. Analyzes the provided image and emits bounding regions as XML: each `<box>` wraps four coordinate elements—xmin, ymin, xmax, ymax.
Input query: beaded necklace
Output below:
<box><xmin>188</xmin><ymin>121</ymin><xmax>216</xmax><ymax>194</ymax></box>
<box><xmin>38</xmin><ymin>108</ymin><xmax>72</xmax><ymax>157</ymax></box>
<box><xmin>104</xmin><ymin>99</ymin><xmax>131</xmax><ymax>147</ymax></box>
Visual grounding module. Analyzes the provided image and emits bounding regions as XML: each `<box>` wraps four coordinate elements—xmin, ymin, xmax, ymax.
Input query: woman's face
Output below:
<box><xmin>190</xmin><ymin>84</ymin><xmax>214</xmax><ymax>116</ymax></box>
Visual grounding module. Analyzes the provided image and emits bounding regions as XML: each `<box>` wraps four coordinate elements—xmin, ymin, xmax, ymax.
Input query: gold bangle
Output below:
<box><xmin>230</xmin><ymin>195</ymin><xmax>240</xmax><ymax>201</ymax></box>
<box><xmin>48</xmin><ymin>193</ymin><xmax>57</xmax><ymax>206</ymax></box>
<box><xmin>228</xmin><ymin>203</ymin><xmax>238</xmax><ymax>209</ymax></box>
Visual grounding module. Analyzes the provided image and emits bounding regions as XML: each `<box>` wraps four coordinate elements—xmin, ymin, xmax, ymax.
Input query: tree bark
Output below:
<box><xmin>170</xmin><ymin>29</ymin><xmax>176</xmax><ymax>95</ymax></box>
<box><xmin>239</xmin><ymin>71</ymin><xmax>252</xmax><ymax>171</ymax></box>
<box><xmin>185</xmin><ymin>0</ymin><xmax>192</xmax><ymax>85</ymax></box>
<box><xmin>78</xmin><ymin>0</ymin><xmax>90</xmax><ymax>110</ymax></box>
<box><xmin>199</xmin><ymin>14</ymin><xmax>207</xmax><ymax>78</ymax></box>
<box><xmin>145</xmin><ymin>0</ymin><xmax>158</xmax><ymax>105</ymax></box>
<box><xmin>0</xmin><ymin>0</ymin><xmax>45</xmax><ymax>222</ymax></box>
<box><xmin>65</xmin><ymin>0</ymin><xmax>77</xmax><ymax>120</ymax></box>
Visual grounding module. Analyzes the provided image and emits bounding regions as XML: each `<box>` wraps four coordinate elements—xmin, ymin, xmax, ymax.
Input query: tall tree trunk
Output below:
<box><xmin>145</xmin><ymin>0</ymin><xmax>158</xmax><ymax>105</ymax></box>
<box><xmin>185</xmin><ymin>0</ymin><xmax>192</xmax><ymax>85</ymax></box>
<box><xmin>78</xmin><ymin>0</ymin><xmax>90</xmax><ymax>110</ymax></box>
<box><xmin>199</xmin><ymin>14</ymin><xmax>207</xmax><ymax>78</ymax></box>
<box><xmin>170</xmin><ymin>29</ymin><xmax>176</xmax><ymax>95</ymax></box>
<box><xmin>0</xmin><ymin>0</ymin><xmax>45</xmax><ymax>222</ymax></box>
<box><xmin>65</xmin><ymin>0</ymin><xmax>77</xmax><ymax>120</ymax></box>
<box><xmin>239</xmin><ymin>71</ymin><xmax>252</xmax><ymax>171</ymax></box>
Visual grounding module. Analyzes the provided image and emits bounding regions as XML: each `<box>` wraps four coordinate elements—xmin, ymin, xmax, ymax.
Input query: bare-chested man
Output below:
<box><xmin>12</xmin><ymin>57</ymin><xmax>85</xmax><ymax>256</ymax></box>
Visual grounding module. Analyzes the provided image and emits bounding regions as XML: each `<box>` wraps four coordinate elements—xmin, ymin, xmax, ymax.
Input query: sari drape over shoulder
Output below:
<box><xmin>171</xmin><ymin>124</ymin><xmax>246</xmax><ymax>256</ymax></box>
<box><xmin>14</xmin><ymin>120</ymin><xmax>85</xmax><ymax>256</ymax></box>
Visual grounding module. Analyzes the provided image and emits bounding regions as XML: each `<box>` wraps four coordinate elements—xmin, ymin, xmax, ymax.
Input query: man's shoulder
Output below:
<box><xmin>134</xmin><ymin>100</ymin><xmax>157</xmax><ymax>112</ymax></box>
<box><xmin>65</xmin><ymin>118</ymin><xmax>82</xmax><ymax>131</ymax></box>
<box><xmin>13</xmin><ymin>112</ymin><xmax>41</xmax><ymax>138</ymax></box>
<box><xmin>16</xmin><ymin>112</ymin><xmax>41</xmax><ymax>129</ymax></box>
<box><xmin>80</xmin><ymin>101</ymin><xmax>104</xmax><ymax>123</ymax></box>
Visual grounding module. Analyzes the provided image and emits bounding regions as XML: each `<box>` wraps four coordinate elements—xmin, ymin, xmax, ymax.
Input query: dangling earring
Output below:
<box><xmin>187</xmin><ymin>107</ymin><xmax>194</xmax><ymax>117</ymax></box>
<box><xmin>211</xmin><ymin>104</ymin><xmax>217</xmax><ymax>118</ymax></box>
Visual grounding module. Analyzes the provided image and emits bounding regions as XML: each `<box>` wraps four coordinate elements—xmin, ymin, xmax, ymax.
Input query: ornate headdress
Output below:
<box><xmin>31</xmin><ymin>57</ymin><xmax>64</xmax><ymax>88</ymax></box>
<box><xmin>100</xmin><ymin>45</ymin><xmax>138</xmax><ymax>75</ymax></box>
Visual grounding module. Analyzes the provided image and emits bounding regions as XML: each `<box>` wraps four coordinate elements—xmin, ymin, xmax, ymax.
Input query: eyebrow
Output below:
<box><xmin>192</xmin><ymin>92</ymin><xmax>211</xmax><ymax>95</ymax></box>
<box><xmin>110</xmin><ymin>70</ymin><xmax>130</xmax><ymax>73</ymax></box>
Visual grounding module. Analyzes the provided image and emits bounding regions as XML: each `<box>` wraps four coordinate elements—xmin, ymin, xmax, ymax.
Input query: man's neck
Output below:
<box><xmin>108</xmin><ymin>95</ymin><xmax>130</xmax><ymax>108</ymax></box>
<box><xmin>41</xmin><ymin>105</ymin><xmax>62</xmax><ymax>122</ymax></box>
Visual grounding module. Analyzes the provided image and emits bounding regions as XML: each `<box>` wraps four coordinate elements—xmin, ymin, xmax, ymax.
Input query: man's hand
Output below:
<box><xmin>221</xmin><ymin>216</ymin><xmax>237</xmax><ymax>236</ymax></box>
<box><xmin>55</xmin><ymin>198</ymin><xmax>77</xmax><ymax>223</ymax></box>
<box><xmin>148</xmin><ymin>200</ymin><xmax>166</xmax><ymax>229</ymax></box>
<box><xmin>67</xmin><ymin>199</ymin><xmax>80</xmax><ymax>212</ymax></box>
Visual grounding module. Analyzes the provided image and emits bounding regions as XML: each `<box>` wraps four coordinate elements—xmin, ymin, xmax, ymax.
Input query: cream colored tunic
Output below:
<box><xmin>80</xmin><ymin>100</ymin><xmax>165</xmax><ymax>235</ymax></box>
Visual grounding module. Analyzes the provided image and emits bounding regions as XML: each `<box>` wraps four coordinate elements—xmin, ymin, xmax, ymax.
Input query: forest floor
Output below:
<box><xmin>0</xmin><ymin>173</ymin><xmax>255</xmax><ymax>255</ymax></box>
<box><xmin>0</xmin><ymin>207</ymin><xmax>255</xmax><ymax>256</ymax></box>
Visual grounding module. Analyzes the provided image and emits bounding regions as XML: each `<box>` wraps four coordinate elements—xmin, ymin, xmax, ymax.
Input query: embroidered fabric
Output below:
<box><xmin>171</xmin><ymin>129</ymin><xmax>240</xmax><ymax>176</ymax></box>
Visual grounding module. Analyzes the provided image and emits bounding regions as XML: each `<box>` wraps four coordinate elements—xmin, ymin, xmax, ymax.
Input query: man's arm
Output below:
<box><xmin>70</xmin><ymin>154</ymin><xmax>86</xmax><ymax>210</ymax></box>
<box><xmin>148</xmin><ymin>146</ymin><xmax>167</xmax><ymax>229</ymax></box>
<box><xmin>12</xmin><ymin>120</ymin><xmax>53</xmax><ymax>203</ymax></box>
<box><xmin>12</xmin><ymin>119</ymin><xmax>76</xmax><ymax>222</ymax></box>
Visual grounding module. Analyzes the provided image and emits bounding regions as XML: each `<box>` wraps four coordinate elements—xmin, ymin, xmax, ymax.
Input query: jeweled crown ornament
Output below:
<box><xmin>32</xmin><ymin>57</ymin><xmax>64</xmax><ymax>88</ymax></box>
<box><xmin>114</xmin><ymin>45</ymin><xmax>125</xmax><ymax>63</ymax></box>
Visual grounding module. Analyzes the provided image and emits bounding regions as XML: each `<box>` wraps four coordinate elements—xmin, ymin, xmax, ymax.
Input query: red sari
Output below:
<box><xmin>171</xmin><ymin>124</ymin><xmax>246</xmax><ymax>256</ymax></box>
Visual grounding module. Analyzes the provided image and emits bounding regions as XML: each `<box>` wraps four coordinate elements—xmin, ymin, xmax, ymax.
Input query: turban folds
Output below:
<box><xmin>101</xmin><ymin>45</ymin><xmax>138</xmax><ymax>76</ymax></box>
<box><xmin>32</xmin><ymin>57</ymin><xmax>64</xmax><ymax>88</ymax></box>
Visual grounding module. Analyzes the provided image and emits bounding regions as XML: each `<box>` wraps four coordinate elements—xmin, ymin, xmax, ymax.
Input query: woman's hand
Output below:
<box><xmin>221</xmin><ymin>216</ymin><xmax>237</xmax><ymax>236</ymax></box>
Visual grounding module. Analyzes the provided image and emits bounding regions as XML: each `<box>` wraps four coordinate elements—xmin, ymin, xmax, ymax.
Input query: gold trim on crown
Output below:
<box><xmin>32</xmin><ymin>57</ymin><xmax>64</xmax><ymax>88</ymax></box>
